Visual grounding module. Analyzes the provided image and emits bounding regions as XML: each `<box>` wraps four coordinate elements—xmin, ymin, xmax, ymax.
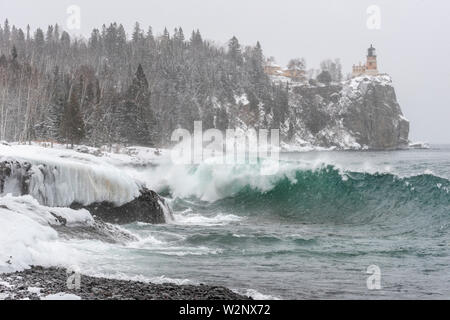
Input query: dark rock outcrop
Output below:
<box><xmin>341</xmin><ymin>76</ymin><xmax>410</xmax><ymax>149</ymax></box>
<box><xmin>286</xmin><ymin>75</ymin><xmax>410</xmax><ymax>149</ymax></box>
<box><xmin>72</xmin><ymin>188</ymin><xmax>171</xmax><ymax>224</ymax></box>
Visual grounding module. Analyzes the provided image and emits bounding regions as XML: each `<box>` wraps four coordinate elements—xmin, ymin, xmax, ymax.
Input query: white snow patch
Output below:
<box><xmin>234</xmin><ymin>93</ymin><xmax>249</xmax><ymax>105</ymax></box>
<box><xmin>0</xmin><ymin>195</ymin><xmax>87</xmax><ymax>273</ymax></box>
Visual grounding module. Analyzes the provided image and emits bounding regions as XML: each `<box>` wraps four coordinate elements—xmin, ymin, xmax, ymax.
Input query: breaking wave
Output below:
<box><xmin>150</xmin><ymin>162</ymin><xmax>450</xmax><ymax>229</ymax></box>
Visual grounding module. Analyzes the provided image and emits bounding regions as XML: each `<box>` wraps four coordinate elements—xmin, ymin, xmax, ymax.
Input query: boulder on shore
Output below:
<box><xmin>72</xmin><ymin>188</ymin><xmax>171</xmax><ymax>224</ymax></box>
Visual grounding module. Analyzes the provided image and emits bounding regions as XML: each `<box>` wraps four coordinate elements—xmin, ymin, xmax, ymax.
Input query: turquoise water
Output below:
<box><xmin>79</xmin><ymin>146</ymin><xmax>450</xmax><ymax>299</ymax></box>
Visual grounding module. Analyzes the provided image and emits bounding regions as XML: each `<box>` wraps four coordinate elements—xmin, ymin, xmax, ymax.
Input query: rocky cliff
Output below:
<box><xmin>230</xmin><ymin>74</ymin><xmax>409</xmax><ymax>150</ymax></box>
<box><xmin>285</xmin><ymin>75</ymin><xmax>409</xmax><ymax>150</ymax></box>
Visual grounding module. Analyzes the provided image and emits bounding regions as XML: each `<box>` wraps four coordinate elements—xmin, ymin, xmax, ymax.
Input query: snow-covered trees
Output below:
<box><xmin>319</xmin><ymin>59</ymin><xmax>342</xmax><ymax>82</ymax></box>
<box><xmin>317</xmin><ymin>70</ymin><xmax>332</xmax><ymax>84</ymax></box>
<box><xmin>228</xmin><ymin>36</ymin><xmax>243</xmax><ymax>66</ymax></box>
<box><xmin>116</xmin><ymin>64</ymin><xmax>152</xmax><ymax>146</ymax></box>
<box><xmin>287</xmin><ymin>58</ymin><xmax>306</xmax><ymax>82</ymax></box>
<box><xmin>0</xmin><ymin>19</ymin><xmax>296</xmax><ymax>146</ymax></box>
<box><xmin>60</xmin><ymin>84</ymin><xmax>85</xmax><ymax>148</ymax></box>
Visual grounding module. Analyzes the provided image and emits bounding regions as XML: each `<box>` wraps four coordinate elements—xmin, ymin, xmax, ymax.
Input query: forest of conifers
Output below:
<box><xmin>0</xmin><ymin>20</ymin><xmax>342</xmax><ymax>147</ymax></box>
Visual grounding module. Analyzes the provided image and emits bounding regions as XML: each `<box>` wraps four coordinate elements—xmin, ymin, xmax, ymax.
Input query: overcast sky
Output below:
<box><xmin>1</xmin><ymin>0</ymin><xmax>449</xmax><ymax>143</ymax></box>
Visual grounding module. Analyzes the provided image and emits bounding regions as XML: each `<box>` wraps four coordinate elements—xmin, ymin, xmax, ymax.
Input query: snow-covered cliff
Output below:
<box><xmin>228</xmin><ymin>75</ymin><xmax>409</xmax><ymax>150</ymax></box>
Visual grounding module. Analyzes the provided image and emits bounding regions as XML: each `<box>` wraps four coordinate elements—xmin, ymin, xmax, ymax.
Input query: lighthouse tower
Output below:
<box><xmin>365</xmin><ymin>44</ymin><xmax>378</xmax><ymax>75</ymax></box>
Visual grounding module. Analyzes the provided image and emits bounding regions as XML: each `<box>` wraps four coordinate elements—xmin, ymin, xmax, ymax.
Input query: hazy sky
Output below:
<box><xmin>1</xmin><ymin>0</ymin><xmax>449</xmax><ymax>143</ymax></box>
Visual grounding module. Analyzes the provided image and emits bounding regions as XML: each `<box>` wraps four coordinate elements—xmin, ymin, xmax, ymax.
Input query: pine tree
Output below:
<box><xmin>228</xmin><ymin>36</ymin><xmax>243</xmax><ymax>66</ymax></box>
<box><xmin>0</xmin><ymin>54</ymin><xmax>7</xmax><ymax>67</ymax></box>
<box><xmin>34</xmin><ymin>28</ymin><xmax>45</xmax><ymax>50</ymax></box>
<box><xmin>26</xmin><ymin>25</ymin><xmax>30</xmax><ymax>42</ymax></box>
<box><xmin>316</xmin><ymin>70</ymin><xmax>332</xmax><ymax>84</ymax></box>
<box><xmin>190</xmin><ymin>29</ymin><xmax>203</xmax><ymax>48</ymax></box>
<box><xmin>34</xmin><ymin>67</ymin><xmax>64</xmax><ymax>142</ymax></box>
<box><xmin>54</xmin><ymin>24</ymin><xmax>60</xmax><ymax>41</ymax></box>
<box><xmin>60</xmin><ymin>85</ymin><xmax>85</xmax><ymax>148</ymax></box>
<box><xmin>3</xmin><ymin>19</ymin><xmax>10</xmax><ymax>42</ymax></box>
<box><xmin>117</xmin><ymin>64</ymin><xmax>153</xmax><ymax>146</ymax></box>
<box><xmin>132</xmin><ymin>22</ymin><xmax>144</xmax><ymax>42</ymax></box>
<box><xmin>11</xmin><ymin>46</ymin><xmax>17</xmax><ymax>61</ymax></box>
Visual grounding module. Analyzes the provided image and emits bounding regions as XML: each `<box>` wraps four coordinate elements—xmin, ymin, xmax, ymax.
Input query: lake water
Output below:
<box><xmin>69</xmin><ymin>146</ymin><xmax>450</xmax><ymax>299</ymax></box>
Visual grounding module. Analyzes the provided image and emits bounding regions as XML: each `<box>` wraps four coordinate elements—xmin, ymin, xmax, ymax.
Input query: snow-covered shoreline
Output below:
<box><xmin>0</xmin><ymin>142</ymin><xmax>172</xmax><ymax>274</ymax></box>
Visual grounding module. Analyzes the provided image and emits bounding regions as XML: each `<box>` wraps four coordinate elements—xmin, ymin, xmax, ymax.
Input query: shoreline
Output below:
<box><xmin>0</xmin><ymin>266</ymin><xmax>251</xmax><ymax>300</ymax></box>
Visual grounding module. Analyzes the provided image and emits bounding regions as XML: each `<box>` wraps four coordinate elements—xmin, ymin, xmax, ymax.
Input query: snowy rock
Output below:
<box><xmin>0</xmin><ymin>195</ymin><xmax>138</xmax><ymax>273</ymax></box>
<box><xmin>0</xmin><ymin>144</ymin><xmax>173</xmax><ymax>225</ymax></box>
<box><xmin>284</xmin><ymin>75</ymin><xmax>409</xmax><ymax>150</ymax></box>
<box><xmin>228</xmin><ymin>74</ymin><xmax>409</xmax><ymax>150</ymax></box>
<box><xmin>340</xmin><ymin>75</ymin><xmax>409</xmax><ymax>149</ymax></box>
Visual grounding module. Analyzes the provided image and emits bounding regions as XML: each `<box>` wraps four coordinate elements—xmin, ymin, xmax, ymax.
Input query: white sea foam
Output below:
<box><xmin>117</xmin><ymin>227</ymin><xmax>221</xmax><ymax>256</ymax></box>
<box><xmin>172</xmin><ymin>210</ymin><xmax>243</xmax><ymax>226</ymax></box>
<box><xmin>126</xmin><ymin>238</ymin><xmax>221</xmax><ymax>256</ymax></box>
<box><xmin>134</xmin><ymin>160</ymin><xmax>303</xmax><ymax>203</ymax></box>
<box><xmin>80</xmin><ymin>270</ymin><xmax>193</xmax><ymax>286</ymax></box>
<box><xmin>131</xmin><ymin>146</ymin><xmax>450</xmax><ymax>206</ymax></box>
<box><xmin>235</xmin><ymin>288</ymin><xmax>281</xmax><ymax>300</ymax></box>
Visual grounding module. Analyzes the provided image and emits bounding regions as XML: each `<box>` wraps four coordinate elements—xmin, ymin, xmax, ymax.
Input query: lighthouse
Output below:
<box><xmin>365</xmin><ymin>44</ymin><xmax>378</xmax><ymax>75</ymax></box>
<box><xmin>352</xmin><ymin>45</ymin><xmax>379</xmax><ymax>77</ymax></box>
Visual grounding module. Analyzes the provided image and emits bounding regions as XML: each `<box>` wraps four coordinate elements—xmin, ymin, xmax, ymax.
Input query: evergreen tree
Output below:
<box><xmin>3</xmin><ymin>19</ymin><xmax>10</xmax><ymax>42</ymax></box>
<box><xmin>34</xmin><ymin>28</ymin><xmax>45</xmax><ymax>53</ymax></box>
<box><xmin>11</xmin><ymin>46</ymin><xmax>17</xmax><ymax>61</ymax></box>
<box><xmin>317</xmin><ymin>70</ymin><xmax>332</xmax><ymax>84</ymax></box>
<box><xmin>60</xmin><ymin>85</ymin><xmax>85</xmax><ymax>148</ymax></box>
<box><xmin>0</xmin><ymin>54</ymin><xmax>6</xmax><ymax>67</ymax></box>
<box><xmin>117</xmin><ymin>64</ymin><xmax>153</xmax><ymax>146</ymax></box>
<box><xmin>190</xmin><ymin>29</ymin><xmax>203</xmax><ymax>48</ymax></box>
<box><xmin>228</xmin><ymin>36</ymin><xmax>243</xmax><ymax>65</ymax></box>
<box><xmin>132</xmin><ymin>22</ymin><xmax>144</xmax><ymax>42</ymax></box>
<box><xmin>0</xmin><ymin>20</ymin><xmax>315</xmax><ymax>146</ymax></box>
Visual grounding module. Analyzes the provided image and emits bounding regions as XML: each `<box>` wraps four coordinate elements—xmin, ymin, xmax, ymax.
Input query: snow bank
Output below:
<box><xmin>0</xmin><ymin>195</ymin><xmax>87</xmax><ymax>273</ymax></box>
